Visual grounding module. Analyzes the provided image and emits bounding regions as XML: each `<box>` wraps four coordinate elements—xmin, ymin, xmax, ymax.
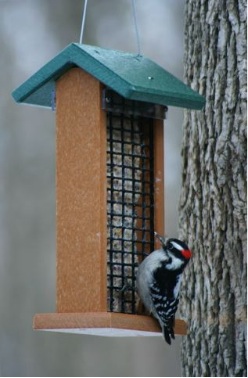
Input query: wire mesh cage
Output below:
<box><xmin>106</xmin><ymin>113</ymin><xmax>155</xmax><ymax>314</ymax></box>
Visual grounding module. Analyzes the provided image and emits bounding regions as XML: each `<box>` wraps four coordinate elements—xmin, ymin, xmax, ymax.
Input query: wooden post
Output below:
<box><xmin>56</xmin><ymin>68</ymin><xmax>107</xmax><ymax>313</ymax></box>
<box><xmin>154</xmin><ymin>119</ymin><xmax>164</xmax><ymax>250</ymax></box>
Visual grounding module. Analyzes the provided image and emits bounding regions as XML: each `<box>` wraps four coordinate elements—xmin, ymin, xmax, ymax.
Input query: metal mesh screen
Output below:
<box><xmin>107</xmin><ymin>113</ymin><xmax>155</xmax><ymax>314</ymax></box>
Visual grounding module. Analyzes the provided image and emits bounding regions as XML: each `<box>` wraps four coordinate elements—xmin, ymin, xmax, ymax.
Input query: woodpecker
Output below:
<box><xmin>136</xmin><ymin>232</ymin><xmax>192</xmax><ymax>345</ymax></box>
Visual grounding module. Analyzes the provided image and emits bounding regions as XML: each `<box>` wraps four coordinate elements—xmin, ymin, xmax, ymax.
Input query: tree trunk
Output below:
<box><xmin>179</xmin><ymin>0</ymin><xmax>247</xmax><ymax>376</ymax></box>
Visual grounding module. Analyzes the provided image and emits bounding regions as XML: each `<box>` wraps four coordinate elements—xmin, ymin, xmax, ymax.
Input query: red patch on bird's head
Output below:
<box><xmin>181</xmin><ymin>249</ymin><xmax>192</xmax><ymax>260</ymax></box>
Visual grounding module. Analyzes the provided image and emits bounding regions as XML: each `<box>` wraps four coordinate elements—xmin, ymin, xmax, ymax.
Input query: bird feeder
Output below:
<box><xmin>12</xmin><ymin>43</ymin><xmax>204</xmax><ymax>337</ymax></box>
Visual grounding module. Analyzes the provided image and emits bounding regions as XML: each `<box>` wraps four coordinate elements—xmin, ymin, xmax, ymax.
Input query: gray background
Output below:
<box><xmin>0</xmin><ymin>0</ymin><xmax>185</xmax><ymax>376</ymax></box>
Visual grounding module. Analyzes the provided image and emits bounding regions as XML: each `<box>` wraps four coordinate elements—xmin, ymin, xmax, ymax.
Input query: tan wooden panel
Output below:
<box><xmin>56</xmin><ymin>68</ymin><xmax>107</xmax><ymax>312</ymax></box>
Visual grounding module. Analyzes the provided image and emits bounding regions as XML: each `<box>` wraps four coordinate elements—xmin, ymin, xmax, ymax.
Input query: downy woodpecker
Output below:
<box><xmin>136</xmin><ymin>232</ymin><xmax>192</xmax><ymax>345</ymax></box>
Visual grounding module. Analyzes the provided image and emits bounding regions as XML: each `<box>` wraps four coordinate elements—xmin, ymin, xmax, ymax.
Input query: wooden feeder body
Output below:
<box><xmin>12</xmin><ymin>43</ymin><xmax>205</xmax><ymax>336</ymax></box>
<box><xmin>54</xmin><ymin>67</ymin><xmax>168</xmax><ymax>335</ymax></box>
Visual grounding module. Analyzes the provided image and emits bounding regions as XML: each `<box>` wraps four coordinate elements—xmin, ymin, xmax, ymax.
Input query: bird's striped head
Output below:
<box><xmin>155</xmin><ymin>232</ymin><xmax>192</xmax><ymax>262</ymax></box>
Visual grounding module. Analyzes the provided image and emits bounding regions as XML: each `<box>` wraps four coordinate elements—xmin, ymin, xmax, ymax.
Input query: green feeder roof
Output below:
<box><xmin>12</xmin><ymin>43</ymin><xmax>205</xmax><ymax>110</ymax></box>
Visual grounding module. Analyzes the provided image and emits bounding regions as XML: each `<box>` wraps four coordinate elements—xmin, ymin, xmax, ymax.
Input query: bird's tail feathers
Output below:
<box><xmin>162</xmin><ymin>318</ymin><xmax>175</xmax><ymax>345</ymax></box>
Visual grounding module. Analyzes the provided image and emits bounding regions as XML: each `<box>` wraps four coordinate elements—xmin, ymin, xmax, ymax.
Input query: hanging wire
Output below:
<box><xmin>79</xmin><ymin>0</ymin><xmax>141</xmax><ymax>54</ymax></box>
<box><xmin>131</xmin><ymin>0</ymin><xmax>141</xmax><ymax>55</ymax></box>
<box><xmin>79</xmin><ymin>0</ymin><xmax>88</xmax><ymax>44</ymax></box>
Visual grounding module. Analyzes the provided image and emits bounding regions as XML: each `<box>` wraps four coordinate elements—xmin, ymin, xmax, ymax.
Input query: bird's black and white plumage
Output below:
<box><xmin>136</xmin><ymin>232</ymin><xmax>192</xmax><ymax>345</ymax></box>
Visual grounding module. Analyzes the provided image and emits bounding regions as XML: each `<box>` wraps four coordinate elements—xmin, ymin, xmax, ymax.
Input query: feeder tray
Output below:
<box><xmin>12</xmin><ymin>43</ymin><xmax>204</xmax><ymax>337</ymax></box>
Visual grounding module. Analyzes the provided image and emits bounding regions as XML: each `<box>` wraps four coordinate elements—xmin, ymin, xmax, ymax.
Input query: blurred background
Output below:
<box><xmin>0</xmin><ymin>0</ymin><xmax>185</xmax><ymax>376</ymax></box>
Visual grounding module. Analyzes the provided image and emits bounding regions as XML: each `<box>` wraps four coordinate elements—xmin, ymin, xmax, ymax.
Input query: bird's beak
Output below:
<box><xmin>154</xmin><ymin>231</ymin><xmax>167</xmax><ymax>248</ymax></box>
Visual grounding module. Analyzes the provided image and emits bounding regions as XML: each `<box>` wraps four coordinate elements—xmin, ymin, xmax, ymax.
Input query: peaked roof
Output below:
<box><xmin>12</xmin><ymin>43</ymin><xmax>205</xmax><ymax>110</ymax></box>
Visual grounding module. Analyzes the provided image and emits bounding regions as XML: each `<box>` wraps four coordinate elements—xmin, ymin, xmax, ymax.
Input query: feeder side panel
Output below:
<box><xmin>153</xmin><ymin>119</ymin><xmax>165</xmax><ymax>250</ymax></box>
<box><xmin>56</xmin><ymin>68</ymin><xmax>107</xmax><ymax>313</ymax></box>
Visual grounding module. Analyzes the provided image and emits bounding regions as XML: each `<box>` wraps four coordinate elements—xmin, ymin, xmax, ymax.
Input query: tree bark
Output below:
<box><xmin>179</xmin><ymin>0</ymin><xmax>247</xmax><ymax>376</ymax></box>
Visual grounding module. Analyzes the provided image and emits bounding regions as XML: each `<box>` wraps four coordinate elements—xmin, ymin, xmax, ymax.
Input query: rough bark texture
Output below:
<box><xmin>179</xmin><ymin>0</ymin><xmax>247</xmax><ymax>376</ymax></box>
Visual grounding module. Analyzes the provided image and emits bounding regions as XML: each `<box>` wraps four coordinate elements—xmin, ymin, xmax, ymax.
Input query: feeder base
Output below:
<box><xmin>33</xmin><ymin>312</ymin><xmax>187</xmax><ymax>337</ymax></box>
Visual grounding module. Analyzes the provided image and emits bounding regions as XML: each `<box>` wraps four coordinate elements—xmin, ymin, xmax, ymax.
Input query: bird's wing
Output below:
<box><xmin>150</xmin><ymin>283</ymin><xmax>179</xmax><ymax>324</ymax></box>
